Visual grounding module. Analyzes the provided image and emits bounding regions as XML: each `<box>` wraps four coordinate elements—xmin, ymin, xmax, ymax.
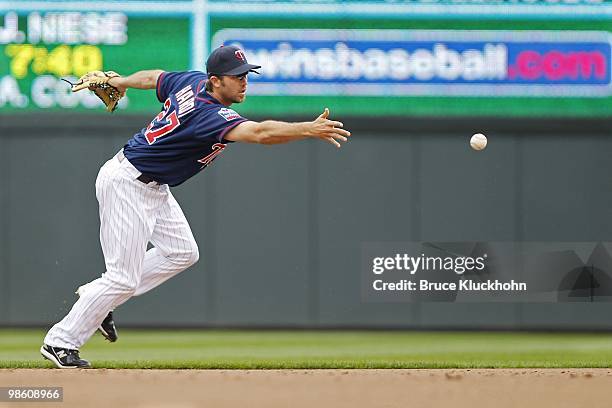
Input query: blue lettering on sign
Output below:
<box><xmin>212</xmin><ymin>29</ymin><xmax>612</xmax><ymax>97</ymax></box>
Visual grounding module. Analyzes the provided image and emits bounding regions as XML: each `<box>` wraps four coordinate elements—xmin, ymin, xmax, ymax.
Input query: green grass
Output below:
<box><xmin>1</xmin><ymin>329</ymin><xmax>612</xmax><ymax>369</ymax></box>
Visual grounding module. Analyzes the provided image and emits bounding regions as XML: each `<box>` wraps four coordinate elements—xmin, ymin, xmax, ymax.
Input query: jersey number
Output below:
<box><xmin>144</xmin><ymin>99</ymin><xmax>180</xmax><ymax>145</ymax></box>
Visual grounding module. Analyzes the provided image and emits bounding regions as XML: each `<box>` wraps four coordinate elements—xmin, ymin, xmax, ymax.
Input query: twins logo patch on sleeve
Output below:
<box><xmin>218</xmin><ymin>108</ymin><xmax>241</xmax><ymax>121</ymax></box>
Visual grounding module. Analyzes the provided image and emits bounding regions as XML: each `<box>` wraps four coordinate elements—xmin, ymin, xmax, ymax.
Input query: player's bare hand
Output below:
<box><xmin>309</xmin><ymin>108</ymin><xmax>351</xmax><ymax>148</ymax></box>
<box><xmin>108</xmin><ymin>77</ymin><xmax>127</xmax><ymax>96</ymax></box>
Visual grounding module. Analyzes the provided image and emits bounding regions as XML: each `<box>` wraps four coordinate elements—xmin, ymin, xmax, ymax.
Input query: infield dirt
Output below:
<box><xmin>0</xmin><ymin>368</ymin><xmax>610</xmax><ymax>407</ymax></box>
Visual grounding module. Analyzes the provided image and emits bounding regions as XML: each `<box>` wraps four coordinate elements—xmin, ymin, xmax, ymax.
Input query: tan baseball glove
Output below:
<box><xmin>66</xmin><ymin>71</ymin><xmax>125</xmax><ymax>112</ymax></box>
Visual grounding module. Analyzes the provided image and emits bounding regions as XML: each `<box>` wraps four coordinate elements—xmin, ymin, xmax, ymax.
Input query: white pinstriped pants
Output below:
<box><xmin>44</xmin><ymin>151</ymin><xmax>199</xmax><ymax>350</ymax></box>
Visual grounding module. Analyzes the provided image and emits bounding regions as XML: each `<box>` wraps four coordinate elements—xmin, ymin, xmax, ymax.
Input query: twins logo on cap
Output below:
<box><xmin>235</xmin><ymin>50</ymin><xmax>246</xmax><ymax>62</ymax></box>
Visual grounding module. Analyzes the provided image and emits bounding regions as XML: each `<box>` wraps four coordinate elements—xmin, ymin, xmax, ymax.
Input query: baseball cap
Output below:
<box><xmin>206</xmin><ymin>45</ymin><xmax>261</xmax><ymax>76</ymax></box>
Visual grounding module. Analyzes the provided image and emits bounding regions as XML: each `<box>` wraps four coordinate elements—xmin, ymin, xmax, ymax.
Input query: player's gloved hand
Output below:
<box><xmin>310</xmin><ymin>108</ymin><xmax>351</xmax><ymax>148</ymax></box>
<box><xmin>65</xmin><ymin>71</ymin><xmax>125</xmax><ymax>113</ymax></box>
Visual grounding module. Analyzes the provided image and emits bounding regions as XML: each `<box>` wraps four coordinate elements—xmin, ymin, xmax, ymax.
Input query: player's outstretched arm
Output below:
<box><xmin>224</xmin><ymin>108</ymin><xmax>351</xmax><ymax>148</ymax></box>
<box><xmin>107</xmin><ymin>70</ymin><xmax>164</xmax><ymax>93</ymax></box>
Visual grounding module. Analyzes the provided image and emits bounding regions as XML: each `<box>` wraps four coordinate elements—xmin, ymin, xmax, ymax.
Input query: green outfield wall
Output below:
<box><xmin>1</xmin><ymin>0</ymin><xmax>611</xmax><ymax>330</ymax></box>
<box><xmin>0</xmin><ymin>115</ymin><xmax>611</xmax><ymax>329</ymax></box>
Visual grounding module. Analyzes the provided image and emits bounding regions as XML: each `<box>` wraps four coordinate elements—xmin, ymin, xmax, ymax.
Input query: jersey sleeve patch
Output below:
<box><xmin>217</xmin><ymin>108</ymin><xmax>242</xmax><ymax>122</ymax></box>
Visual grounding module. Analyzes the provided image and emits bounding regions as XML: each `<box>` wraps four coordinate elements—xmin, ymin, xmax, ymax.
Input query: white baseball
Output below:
<box><xmin>470</xmin><ymin>133</ymin><xmax>487</xmax><ymax>151</ymax></box>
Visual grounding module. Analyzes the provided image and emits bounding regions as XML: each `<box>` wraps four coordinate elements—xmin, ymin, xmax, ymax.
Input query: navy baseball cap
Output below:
<box><xmin>206</xmin><ymin>45</ymin><xmax>261</xmax><ymax>76</ymax></box>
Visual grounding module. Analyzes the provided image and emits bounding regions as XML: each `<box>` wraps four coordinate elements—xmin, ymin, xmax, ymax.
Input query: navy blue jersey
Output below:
<box><xmin>123</xmin><ymin>71</ymin><xmax>247</xmax><ymax>187</ymax></box>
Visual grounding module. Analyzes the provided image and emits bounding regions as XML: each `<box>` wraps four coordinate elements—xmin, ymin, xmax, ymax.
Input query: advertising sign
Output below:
<box><xmin>213</xmin><ymin>29</ymin><xmax>611</xmax><ymax>97</ymax></box>
<box><xmin>0</xmin><ymin>12</ymin><xmax>190</xmax><ymax>112</ymax></box>
<box><xmin>0</xmin><ymin>1</ymin><xmax>610</xmax><ymax>117</ymax></box>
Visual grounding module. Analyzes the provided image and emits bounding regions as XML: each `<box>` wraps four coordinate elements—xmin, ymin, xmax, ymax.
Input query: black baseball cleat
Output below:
<box><xmin>76</xmin><ymin>286</ymin><xmax>118</xmax><ymax>342</ymax></box>
<box><xmin>99</xmin><ymin>311</ymin><xmax>118</xmax><ymax>342</ymax></box>
<box><xmin>40</xmin><ymin>345</ymin><xmax>91</xmax><ymax>369</ymax></box>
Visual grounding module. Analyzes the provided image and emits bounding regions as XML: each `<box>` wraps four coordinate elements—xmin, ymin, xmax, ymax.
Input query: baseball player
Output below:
<box><xmin>40</xmin><ymin>45</ymin><xmax>351</xmax><ymax>368</ymax></box>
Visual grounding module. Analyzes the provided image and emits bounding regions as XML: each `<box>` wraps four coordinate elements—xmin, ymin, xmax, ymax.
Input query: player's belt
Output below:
<box><xmin>116</xmin><ymin>150</ymin><xmax>159</xmax><ymax>185</ymax></box>
<box><xmin>136</xmin><ymin>174</ymin><xmax>156</xmax><ymax>184</ymax></box>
